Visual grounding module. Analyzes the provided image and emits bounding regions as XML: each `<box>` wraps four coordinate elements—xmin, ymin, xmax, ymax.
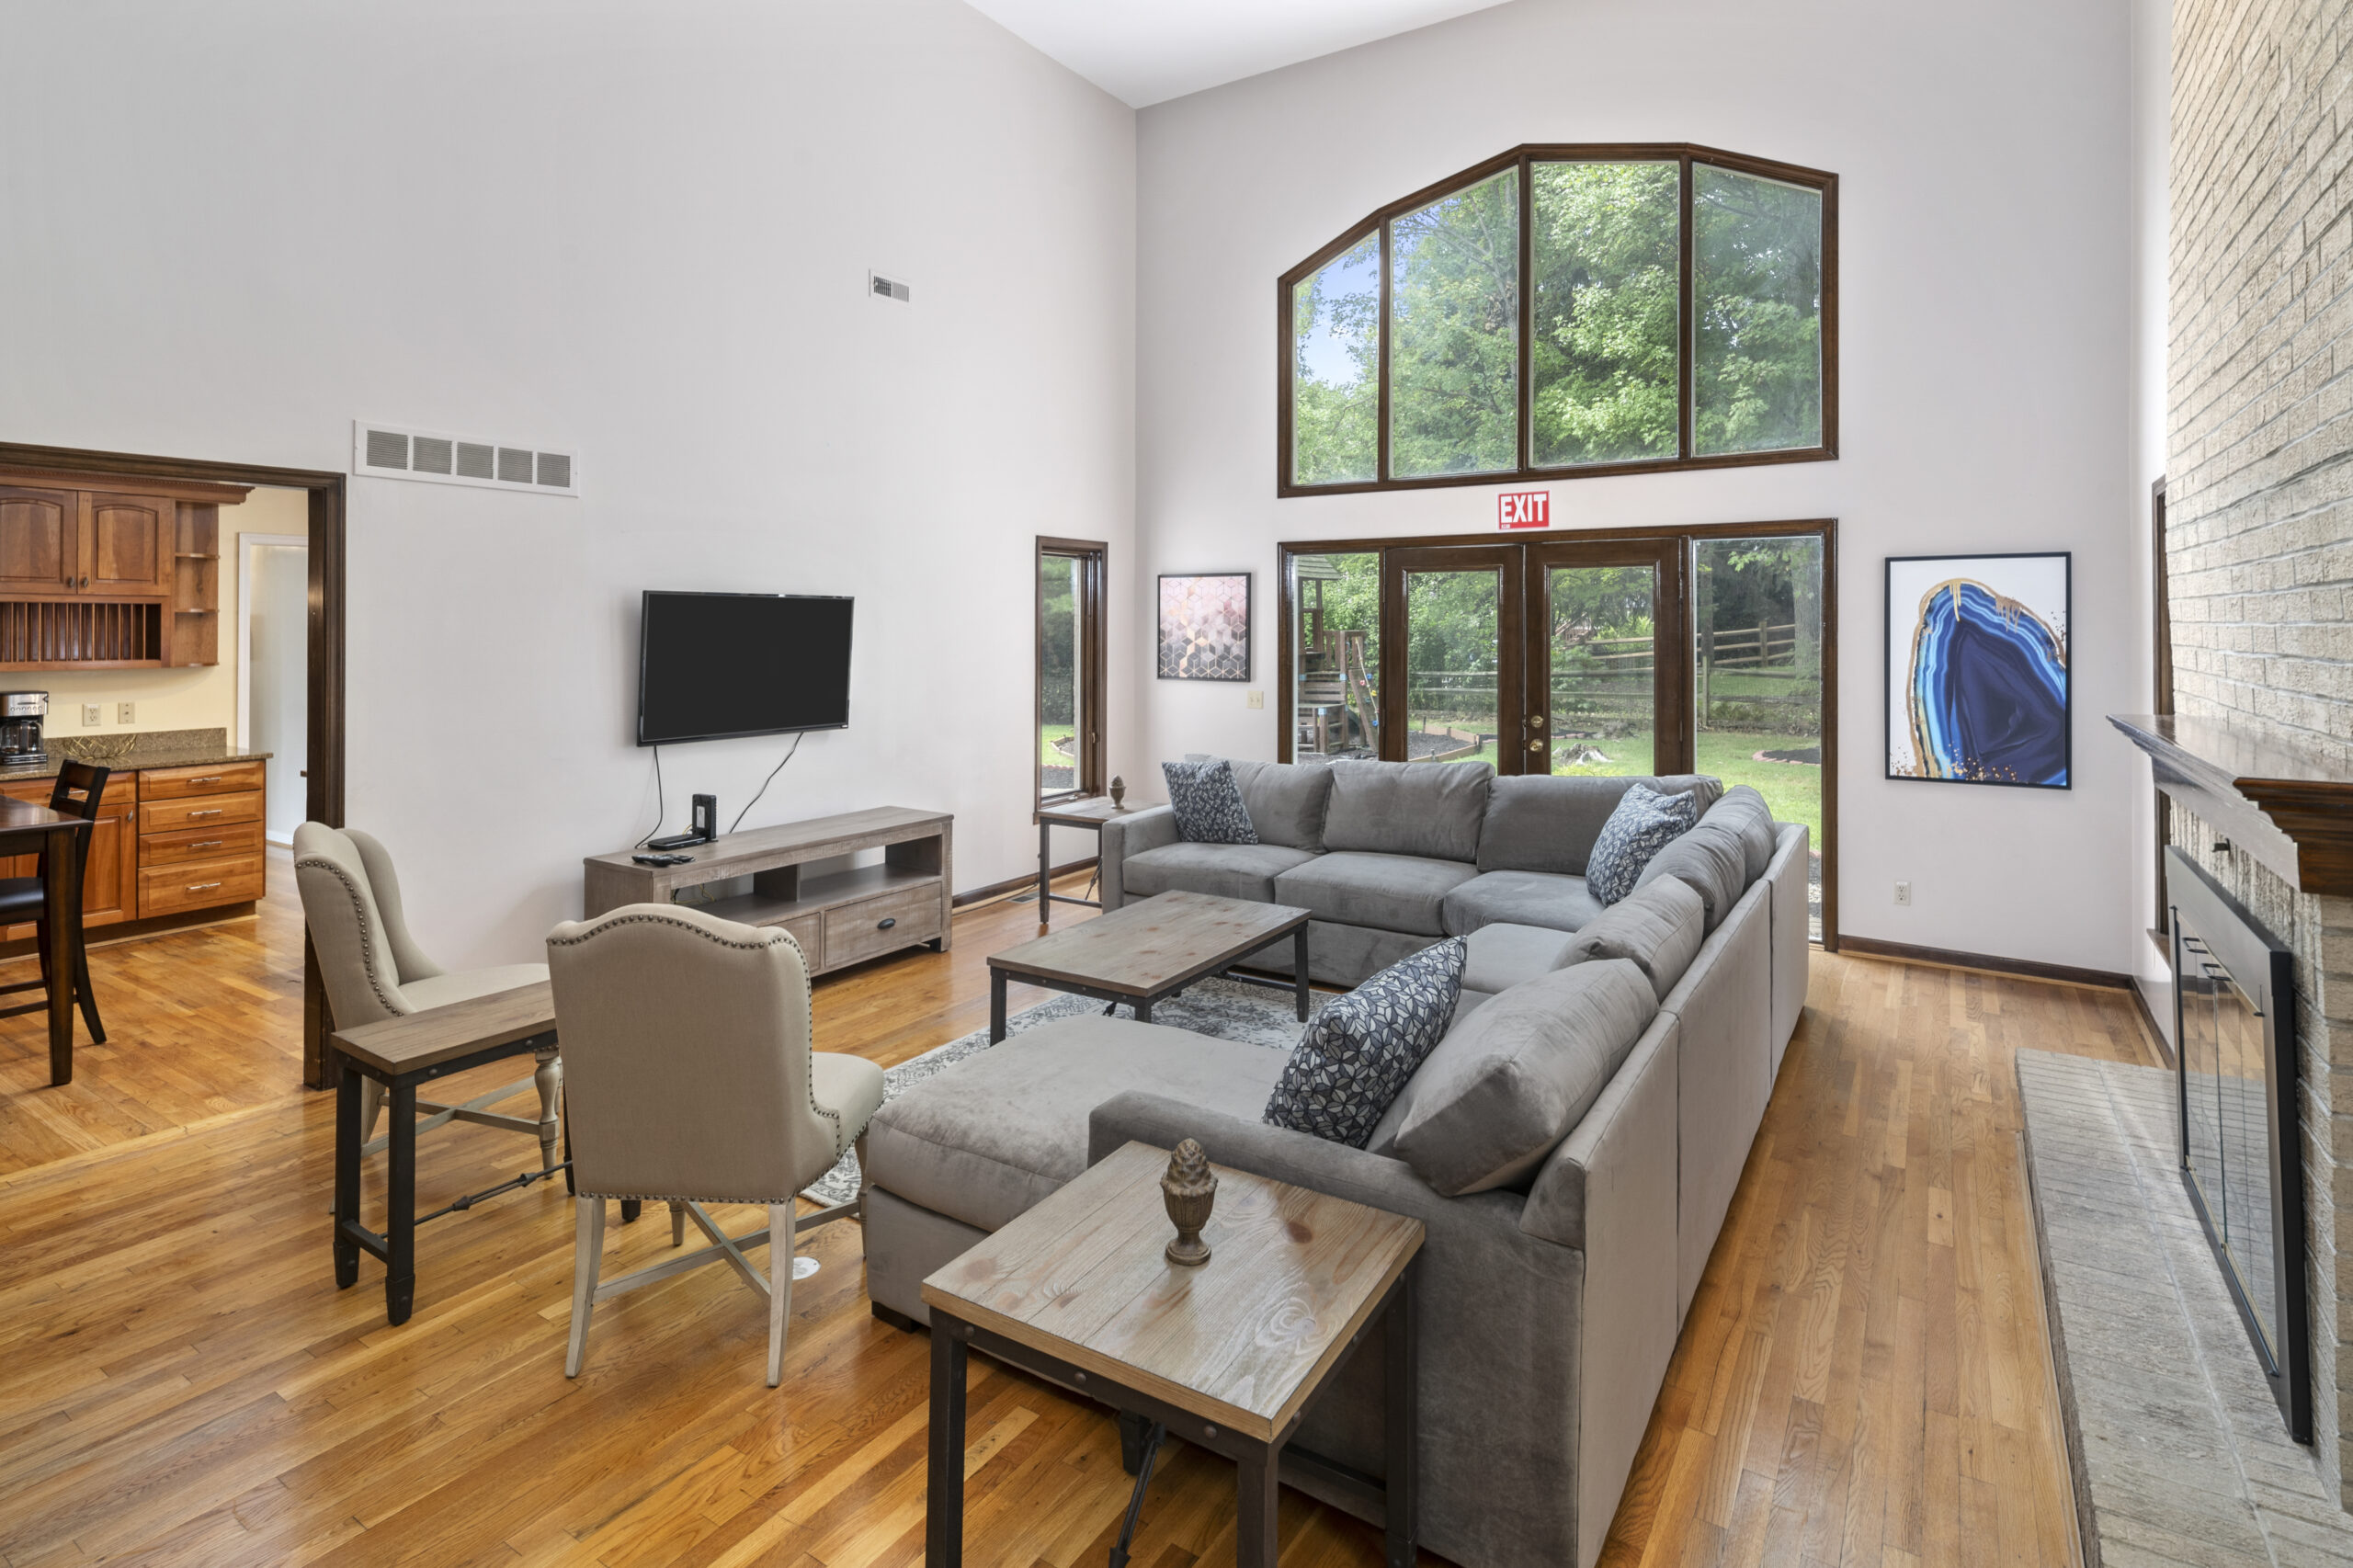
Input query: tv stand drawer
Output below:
<box><xmin>822</xmin><ymin>884</ymin><xmax>942</xmax><ymax>970</ymax></box>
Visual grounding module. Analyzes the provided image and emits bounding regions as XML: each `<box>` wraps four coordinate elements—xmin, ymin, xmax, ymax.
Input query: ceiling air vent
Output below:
<box><xmin>352</xmin><ymin>420</ymin><xmax>578</xmax><ymax>496</ymax></box>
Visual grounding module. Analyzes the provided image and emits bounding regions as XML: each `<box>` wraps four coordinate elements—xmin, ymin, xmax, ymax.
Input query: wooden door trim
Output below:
<box><xmin>1383</xmin><ymin>544</ymin><xmax>1527</xmax><ymax>771</ymax></box>
<box><xmin>1525</xmin><ymin>535</ymin><xmax>1691</xmax><ymax>776</ymax></box>
<box><xmin>0</xmin><ymin>441</ymin><xmax>346</xmax><ymax>1080</ymax></box>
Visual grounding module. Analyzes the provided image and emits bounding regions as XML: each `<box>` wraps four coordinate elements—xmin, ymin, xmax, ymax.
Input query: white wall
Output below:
<box><xmin>2128</xmin><ymin>0</ymin><xmax>2175</xmax><ymax>1014</ymax></box>
<box><xmin>1135</xmin><ymin>0</ymin><xmax>2143</xmax><ymax>972</ymax></box>
<box><xmin>0</xmin><ymin>0</ymin><xmax>1137</xmax><ymax>963</ymax></box>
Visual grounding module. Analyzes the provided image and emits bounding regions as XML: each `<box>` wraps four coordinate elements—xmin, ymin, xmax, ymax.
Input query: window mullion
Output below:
<box><xmin>1378</xmin><ymin>220</ymin><xmax>1392</xmax><ymax>483</ymax></box>
<box><xmin>1517</xmin><ymin>153</ymin><xmax>1533</xmax><ymax>477</ymax></box>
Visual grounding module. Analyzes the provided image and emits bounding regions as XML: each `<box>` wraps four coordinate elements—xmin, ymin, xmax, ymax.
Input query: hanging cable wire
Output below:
<box><xmin>730</xmin><ymin>731</ymin><xmax>803</xmax><ymax>834</ymax></box>
<box><xmin>634</xmin><ymin>744</ymin><xmax>665</xmax><ymax>848</ymax></box>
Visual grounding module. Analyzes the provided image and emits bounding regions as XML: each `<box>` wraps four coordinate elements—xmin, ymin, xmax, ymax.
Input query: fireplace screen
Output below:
<box><xmin>2167</xmin><ymin>846</ymin><xmax>2309</xmax><ymax>1440</ymax></box>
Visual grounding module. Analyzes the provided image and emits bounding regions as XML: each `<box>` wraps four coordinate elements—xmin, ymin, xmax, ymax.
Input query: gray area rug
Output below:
<box><xmin>2016</xmin><ymin>1050</ymin><xmax>2353</xmax><ymax>1567</ymax></box>
<box><xmin>801</xmin><ymin>976</ymin><xmax>1326</xmax><ymax>1208</ymax></box>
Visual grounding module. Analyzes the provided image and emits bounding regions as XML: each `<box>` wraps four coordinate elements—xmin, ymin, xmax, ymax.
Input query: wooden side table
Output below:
<box><xmin>921</xmin><ymin>1141</ymin><xmax>1423</xmax><ymax>1567</ymax></box>
<box><xmin>1034</xmin><ymin>795</ymin><xmax>1158</xmax><ymax>923</ymax></box>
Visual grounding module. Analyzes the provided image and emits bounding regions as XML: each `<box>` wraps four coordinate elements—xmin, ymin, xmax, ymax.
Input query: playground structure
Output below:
<box><xmin>1292</xmin><ymin>555</ymin><xmax>1381</xmax><ymax>757</ymax></box>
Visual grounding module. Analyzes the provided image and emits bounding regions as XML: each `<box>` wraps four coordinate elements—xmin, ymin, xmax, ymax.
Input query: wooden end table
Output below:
<box><xmin>984</xmin><ymin>890</ymin><xmax>1309</xmax><ymax>1043</ymax></box>
<box><xmin>922</xmin><ymin>1141</ymin><xmax>1421</xmax><ymax>1567</ymax></box>
<box><xmin>926</xmin><ymin>1134</ymin><xmax>1421</xmax><ymax>1562</ymax></box>
<box><xmin>1034</xmin><ymin>795</ymin><xmax>1159</xmax><ymax>924</ymax></box>
<box><xmin>331</xmin><ymin>981</ymin><xmax>577</xmax><ymax>1325</ymax></box>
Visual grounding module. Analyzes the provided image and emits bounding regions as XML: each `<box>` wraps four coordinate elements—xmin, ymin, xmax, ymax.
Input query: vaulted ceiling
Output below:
<box><xmin>962</xmin><ymin>0</ymin><xmax>1518</xmax><ymax>108</ymax></box>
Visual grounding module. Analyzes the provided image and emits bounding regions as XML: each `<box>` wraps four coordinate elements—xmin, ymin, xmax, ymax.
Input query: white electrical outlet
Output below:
<box><xmin>1893</xmin><ymin>881</ymin><xmax>1912</xmax><ymax>906</ymax></box>
<box><xmin>1246</xmin><ymin>690</ymin><xmax>1265</xmax><ymax>710</ymax></box>
<box><xmin>117</xmin><ymin>701</ymin><xmax>135</xmax><ymax>724</ymax></box>
<box><xmin>80</xmin><ymin>704</ymin><xmax>101</xmax><ymax>726</ymax></box>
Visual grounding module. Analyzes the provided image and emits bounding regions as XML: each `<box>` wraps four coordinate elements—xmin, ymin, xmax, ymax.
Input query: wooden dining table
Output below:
<box><xmin>0</xmin><ymin>795</ymin><xmax>95</xmax><ymax>1087</ymax></box>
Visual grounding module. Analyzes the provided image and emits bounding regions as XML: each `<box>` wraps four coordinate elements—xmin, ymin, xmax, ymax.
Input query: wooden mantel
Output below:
<box><xmin>2110</xmin><ymin>712</ymin><xmax>2353</xmax><ymax>898</ymax></box>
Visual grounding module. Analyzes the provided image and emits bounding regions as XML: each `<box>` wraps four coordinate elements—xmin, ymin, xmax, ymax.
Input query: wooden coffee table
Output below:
<box><xmin>985</xmin><ymin>890</ymin><xmax>1310</xmax><ymax>1042</ymax></box>
<box><xmin>921</xmin><ymin>1141</ymin><xmax>1423</xmax><ymax>1567</ymax></box>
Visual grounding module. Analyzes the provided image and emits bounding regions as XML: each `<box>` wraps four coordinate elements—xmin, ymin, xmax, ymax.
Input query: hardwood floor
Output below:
<box><xmin>0</xmin><ymin>861</ymin><xmax>2158</xmax><ymax>1567</ymax></box>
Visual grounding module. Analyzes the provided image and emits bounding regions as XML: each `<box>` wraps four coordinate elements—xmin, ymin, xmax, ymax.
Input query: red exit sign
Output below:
<box><xmin>1497</xmin><ymin>490</ymin><xmax>1551</xmax><ymax>529</ymax></box>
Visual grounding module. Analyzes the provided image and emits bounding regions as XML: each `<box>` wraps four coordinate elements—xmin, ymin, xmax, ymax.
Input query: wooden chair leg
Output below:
<box><xmin>565</xmin><ymin>1197</ymin><xmax>607</xmax><ymax>1379</ymax></box>
<box><xmin>767</xmin><ymin>1200</ymin><xmax>794</xmax><ymax>1388</ymax></box>
<box><xmin>671</xmin><ymin>1200</ymin><xmax>687</xmax><ymax>1247</ymax></box>
<box><xmin>72</xmin><ymin>929</ymin><xmax>103</xmax><ymax>1045</ymax></box>
<box><xmin>533</xmin><ymin>1048</ymin><xmax>562</xmax><ymax>1170</ymax></box>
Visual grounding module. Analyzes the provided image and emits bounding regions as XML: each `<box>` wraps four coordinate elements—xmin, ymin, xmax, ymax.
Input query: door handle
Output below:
<box><xmin>189</xmin><ymin>776</ymin><xmax>222</xmax><ymax>784</ymax></box>
<box><xmin>186</xmin><ymin>881</ymin><xmax>222</xmax><ymax>892</ymax></box>
<box><xmin>186</xmin><ymin>809</ymin><xmax>222</xmax><ymax>818</ymax></box>
<box><xmin>1528</xmin><ymin>739</ymin><xmax>1544</xmax><ymax>754</ymax></box>
<box><xmin>190</xmin><ymin>840</ymin><xmax>222</xmax><ymax>849</ymax></box>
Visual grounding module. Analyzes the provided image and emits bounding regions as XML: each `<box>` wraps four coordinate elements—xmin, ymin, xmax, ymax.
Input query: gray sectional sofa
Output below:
<box><xmin>1104</xmin><ymin>756</ymin><xmax>1733</xmax><ymax>988</ymax></box>
<box><xmin>861</xmin><ymin>759</ymin><xmax>1811</xmax><ymax>1568</ymax></box>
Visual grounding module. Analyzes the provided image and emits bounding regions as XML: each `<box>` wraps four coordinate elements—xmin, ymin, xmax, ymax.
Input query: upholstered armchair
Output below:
<box><xmin>292</xmin><ymin>822</ymin><xmax>561</xmax><ymax>1165</ymax></box>
<box><xmin>546</xmin><ymin>903</ymin><xmax>885</xmax><ymax>1387</ymax></box>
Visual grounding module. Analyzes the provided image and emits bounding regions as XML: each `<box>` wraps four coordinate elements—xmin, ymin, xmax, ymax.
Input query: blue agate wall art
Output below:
<box><xmin>1885</xmin><ymin>552</ymin><xmax>2069</xmax><ymax>789</ymax></box>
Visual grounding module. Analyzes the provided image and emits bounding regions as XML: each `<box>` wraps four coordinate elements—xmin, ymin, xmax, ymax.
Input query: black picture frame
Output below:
<box><xmin>1156</xmin><ymin>572</ymin><xmax>1253</xmax><ymax>682</ymax></box>
<box><xmin>1883</xmin><ymin>551</ymin><xmax>2070</xmax><ymax>789</ymax></box>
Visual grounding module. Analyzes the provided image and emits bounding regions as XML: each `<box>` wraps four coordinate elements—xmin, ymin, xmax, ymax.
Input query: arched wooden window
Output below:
<box><xmin>1280</xmin><ymin>144</ymin><xmax>1836</xmax><ymax>494</ymax></box>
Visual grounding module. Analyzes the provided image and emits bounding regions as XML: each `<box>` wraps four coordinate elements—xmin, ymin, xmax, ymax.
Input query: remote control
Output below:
<box><xmin>632</xmin><ymin>852</ymin><xmax>693</xmax><ymax>867</ymax></box>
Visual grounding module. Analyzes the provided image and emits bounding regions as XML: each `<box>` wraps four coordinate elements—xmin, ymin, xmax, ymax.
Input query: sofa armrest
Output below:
<box><xmin>1097</xmin><ymin>805</ymin><xmax>1178</xmax><ymax>912</ymax></box>
<box><xmin>1087</xmin><ymin>1090</ymin><xmax>1474</xmax><ymax>1226</ymax></box>
<box><xmin>1523</xmin><ymin>1009</ymin><xmax>1679</xmax><ymax>1568</ymax></box>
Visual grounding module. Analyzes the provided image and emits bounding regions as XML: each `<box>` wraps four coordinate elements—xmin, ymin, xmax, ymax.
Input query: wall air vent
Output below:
<box><xmin>352</xmin><ymin>420</ymin><xmax>578</xmax><ymax>496</ymax></box>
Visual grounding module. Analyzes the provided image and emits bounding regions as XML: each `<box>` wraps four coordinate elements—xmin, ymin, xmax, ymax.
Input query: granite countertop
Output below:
<box><xmin>0</xmin><ymin>726</ymin><xmax>271</xmax><ymax>784</ymax></box>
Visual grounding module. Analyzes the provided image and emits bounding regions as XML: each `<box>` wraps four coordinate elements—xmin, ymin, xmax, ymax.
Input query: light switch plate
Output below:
<box><xmin>1246</xmin><ymin>690</ymin><xmax>1264</xmax><ymax>710</ymax></box>
<box><xmin>117</xmin><ymin>701</ymin><xmax>136</xmax><ymax>724</ymax></box>
<box><xmin>80</xmin><ymin>704</ymin><xmax>101</xmax><ymax>726</ymax></box>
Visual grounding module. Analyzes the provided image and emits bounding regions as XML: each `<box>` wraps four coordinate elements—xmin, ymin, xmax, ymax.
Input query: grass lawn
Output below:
<box><xmin>1040</xmin><ymin>723</ymin><xmax>1075</xmax><ymax>766</ymax></box>
<box><xmin>1554</xmin><ymin>730</ymin><xmax>1820</xmax><ymax>844</ymax></box>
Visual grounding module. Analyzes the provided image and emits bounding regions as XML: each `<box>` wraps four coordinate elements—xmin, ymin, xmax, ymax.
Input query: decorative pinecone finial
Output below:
<box><xmin>1161</xmin><ymin>1139</ymin><xmax>1217</xmax><ymax>1267</ymax></box>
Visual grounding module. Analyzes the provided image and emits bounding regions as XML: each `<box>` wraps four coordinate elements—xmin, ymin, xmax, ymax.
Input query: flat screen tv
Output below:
<box><xmin>637</xmin><ymin>590</ymin><xmax>853</xmax><ymax>745</ymax></box>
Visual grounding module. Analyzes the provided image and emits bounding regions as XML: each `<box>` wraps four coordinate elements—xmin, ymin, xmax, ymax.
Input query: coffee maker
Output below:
<box><xmin>0</xmin><ymin>693</ymin><xmax>50</xmax><ymax>767</ymax></box>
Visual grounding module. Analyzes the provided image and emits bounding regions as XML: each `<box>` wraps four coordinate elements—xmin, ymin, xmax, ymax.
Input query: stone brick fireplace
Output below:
<box><xmin>2124</xmin><ymin>0</ymin><xmax>2353</xmax><ymax>1507</ymax></box>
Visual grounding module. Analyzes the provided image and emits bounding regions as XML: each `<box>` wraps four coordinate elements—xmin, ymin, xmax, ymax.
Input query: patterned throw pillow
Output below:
<box><xmin>1265</xmin><ymin>938</ymin><xmax>1465</xmax><ymax>1147</ymax></box>
<box><xmin>1585</xmin><ymin>784</ymin><xmax>1697</xmax><ymax>905</ymax></box>
<box><xmin>1162</xmin><ymin>758</ymin><xmax>1259</xmax><ymax>845</ymax></box>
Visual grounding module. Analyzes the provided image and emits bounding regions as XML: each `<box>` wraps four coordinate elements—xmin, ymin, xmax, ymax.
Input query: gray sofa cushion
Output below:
<box><xmin>1264</xmin><ymin>937</ymin><xmax>1463</xmax><ymax>1146</ymax></box>
<box><xmin>1475</xmin><ymin>772</ymin><xmax>1724</xmax><ymax>875</ymax></box>
<box><xmin>1560</xmin><ymin>877</ymin><xmax>1706</xmax><ymax>1001</ymax></box>
<box><xmin>863</xmin><ymin>1014</ymin><xmax>1289</xmax><ymax>1233</ymax></box>
<box><xmin>1709</xmin><ymin>785</ymin><xmax>1779</xmax><ymax>882</ymax></box>
<box><xmin>1322</xmin><ymin>758</ymin><xmax>1492</xmax><ymax>863</ymax></box>
<box><xmin>1461</xmin><ymin>922</ymin><xmax>1581</xmax><ymax>994</ymax></box>
<box><xmin>1120</xmin><ymin>841</ymin><xmax>1317</xmax><ymax>903</ymax></box>
<box><xmin>1635</xmin><ymin>818</ymin><xmax>1749</xmax><ymax>932</ymax></box>
<box><xmin>1391</xmin><ymin>957</ymin><xmax>1660</xmax><ymax>1195</ymax></box>
<box><xmin>1274</xmin><ymin>851</ymin><xmax>1477</xmax><ymax>937</ymax></box>
<box><xmin>1189</xmin><ymin>755</ymin><xmax>1335</xmax><ymax>851</ymax></box>
<box><xmin>1439</xmin><ymin>869</ymin><xmax>1604</xmax><ymax>937</ymax></box>
<box><xmin>1163</xmin><ymin>758</ymin><xmax>1258</xmax><ymax>844</ymax></box>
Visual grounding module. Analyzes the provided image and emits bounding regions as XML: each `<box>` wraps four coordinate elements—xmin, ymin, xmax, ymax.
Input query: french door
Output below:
<box><xmin>1375</xmin><ymin>539</ymin><xmax>1686</xmax><ymax>777</ymax></box>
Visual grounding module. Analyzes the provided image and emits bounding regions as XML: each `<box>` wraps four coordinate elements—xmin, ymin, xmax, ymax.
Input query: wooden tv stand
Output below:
<box><xmin>582</xmin><ymin>806</ymin><xmax>951</xmax><ymax>977</ymax></box>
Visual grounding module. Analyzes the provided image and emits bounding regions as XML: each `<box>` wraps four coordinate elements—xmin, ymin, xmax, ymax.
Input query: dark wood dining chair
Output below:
<box><xmin>0</xmin><ymin>760</ymin><xmax>109</xmax><ymax>1044</ymax></box>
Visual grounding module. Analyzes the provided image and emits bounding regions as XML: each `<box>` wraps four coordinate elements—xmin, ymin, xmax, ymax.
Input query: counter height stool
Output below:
<box><xmin>0</xmin><ymin>760</ymin><xmax>110</xmax><ymax>1046</ymax></box>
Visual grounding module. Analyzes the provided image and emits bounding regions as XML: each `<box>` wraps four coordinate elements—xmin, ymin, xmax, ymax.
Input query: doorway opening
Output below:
<box><xmin>238</xmin><ymin>533</ymin><xmax>309</xmax><ymax>846</ymax></box>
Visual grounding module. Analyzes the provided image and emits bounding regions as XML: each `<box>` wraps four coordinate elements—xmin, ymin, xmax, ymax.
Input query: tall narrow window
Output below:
<box><xmin>1390</xmin><ymin>166</ymin><xmax>1520</xmax><ymax>478</ymax></box>
<box><xmin>1291</xmin><ymin>234</ymin><xmax>1381</xmax><ymax>486</ymax></box>
<box><xmin>1530</xmin><ymin>160</ymin><xmax>1680</xmax><ymax>468</ymax></box>
<box><xmin>1691</xmin><ymin>165</ymin><xmax>1824</xmax><ymax>457</ymax></box>
<box><xmin>1037</xmin><ymin>539</ymin><xmax>1105</xmax><ymax>805</ymax></box>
